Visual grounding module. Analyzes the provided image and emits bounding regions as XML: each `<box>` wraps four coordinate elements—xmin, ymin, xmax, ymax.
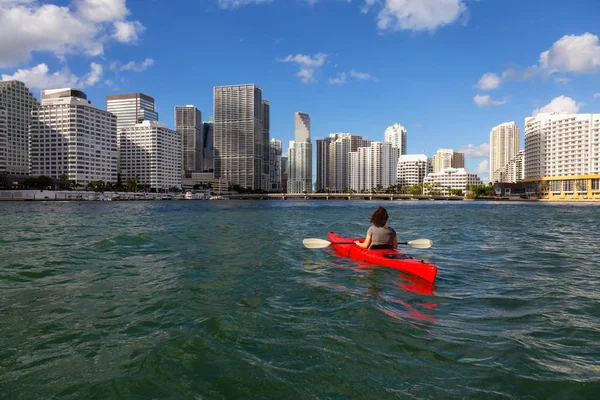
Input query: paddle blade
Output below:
<box><xmin>302</xmin><ymin>238</ymin><xmax>332</xmax><ymax>249</ymax></box>
<box><xmin>407</xmin><ymin>239</ymin><xmax>433</xmax><ymax>249</ymax></box>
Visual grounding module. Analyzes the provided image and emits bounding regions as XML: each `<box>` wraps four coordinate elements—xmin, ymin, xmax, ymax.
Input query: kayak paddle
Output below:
<box><xmin>302</xmin><ymin>238</ymin><xmax>433</xmax><ymax>249</ymax></box>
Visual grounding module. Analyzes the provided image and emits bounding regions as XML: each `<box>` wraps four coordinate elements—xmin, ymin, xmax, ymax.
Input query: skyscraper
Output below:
<box><xmin>106</xmin><ymin>93</ymin><xmax>158</xmax><ymax>131</ymax></box>
<box><xmin>288</xmin><ymin>112</ymin><xmax>312</xmax><ymax>193</ymax></box>
<box><xmin>269</xmin><ymin>139</ymin><xmax>282</xmax><ymax>192</ymax></box>
<box><xmin>106</xmin><ymin>93</ymin><xmax>158</xmax><ymax>173</ymax></box>
<box><xmin>175</xmin><ymin>105</ymin><xmax>203</xmax><ymax>177</ymax></box>
<box><xmin>490</xmin><ymin>121</ymin><xmax>520</xmax><ymax>183</ymax></box>
<box><xmin>214</xmin><ymin>84</ymin><xmax>266</xmax><ymax>190</ymax></box>
<box><xmin>328</xmin><ymin>133</ymin><xmax>363</xmax><ymax>192</ymax></box>
<box><xmin>262</xmin><ymin>100</ymin><xmax>271</xmax><ymax>190</ymax></box>
<box><xmin>316</xmin><ymin>137</ymin><xmax>334</xmax><ymax>191</ymax></box>
<box><xmin>30</xmin><ymin>89</ymin><xmax>117</xmax><ymax>185</ymax></box>
<box><xmin>120</xmin><ymin>120</ymin><xmax>181</xmax><ymax>191</ymax></box>
<box><xmin>384</xmin><ymin>123</ymin><xmax>407</xmax><ymax>155</ymax></box>
<box><xmin>430</xmin><ymin>149</ymin><xmax>464</xmax><ymax>171</ymax></box>
<box><xmin>202</xmin><ymin>120</ymin><xmax>214</xmax><ymax>172</ymax></box>
<box><xmin>0</xmin><ymin>81</ymin><xmax>39</xmax><ymax>175</ymax></box>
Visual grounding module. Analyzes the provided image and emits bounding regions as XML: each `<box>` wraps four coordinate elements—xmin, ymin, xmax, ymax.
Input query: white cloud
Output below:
<box><xmin>474</xmin><ymin>33</ymin><xmax>600</xmax><ymax>90</ymax></box>
<box><xmin>539</xmin><ymin>33</ymin><xmax>600</xmax><ymax>74</ymax></box>
<box><xmin>216</xmin><ymin>0</ymin><xmax>272</xmax><ymax>9</ymax></box>
<box><xmin>533</xmin><ymin>95</ymin><xmax>582</xmax><ymax>116</ymax></box>
<box><xmin>554</xmin><ymin>77</ymin><xmax>571</xmax><ymax>84</ymax></box>
<box><xmin>594</xmin><ymin>93</ymin><xmax>600</xmax><ymax>99</ymax></box>
<box><xmin>0</xmin><ymin>0</ymin><xmax>145</xmax><ymax>67</ymax></box>
<box><xmin>350</xmin><ymin>69</ymin><xmax>375</xmax><ymax>80</ymax></box>
<box><xmin>363</xmin><ymin>0</ymin><xmax>467</xmax><ymax>32</ymax></box>
<box><xmin>328</xmin><ymin>72</ymin><xmax>347</xmax><ymax>85</ymax></box>
<box><xmin>473</xmin><ymin>94</ymin><xmax>508</xmax><ymax>108</ymax></box>
<box><xmin>112</xmin><ymin>20</ymin><xmax>144</xmax><ymax>43</ymax></box>
<box><xmin>117</xmin><ymin>58</ymin><xmax>155</xmax><ymax>72</ymax></box>
<box><xmin>475</xmin><ymin>72</ymin><xmax>501</xmax><ymax>90</ymax></box>
<box><xmin>279</xmin><ymin>53</ymin><xmax>328</xmax><ymax>84</ymax></box>
<box><xmin>475</xmin><ymin>159</ymin><xmax>488</xmax><ymax>175</ymax></box>
<box><xmin>83</xmin><ymin>62</ymin><xmax>103</xmax><ymax>86</ymax></box>
<box><xmin>457</xmin><ymin>143</ymin><xmax>490</xmax><ymax>158</ymax></box>
<box><xmin>1</xmin><ymin>62</ymin><xmax>103</xmax><ymax>89</ymax></box>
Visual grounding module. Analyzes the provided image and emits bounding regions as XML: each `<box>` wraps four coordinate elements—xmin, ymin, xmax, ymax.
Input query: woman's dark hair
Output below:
<box><xmin>370</xmin><ymin>206</ymin><xmax>389</xmax><ymax>228</ymax></box>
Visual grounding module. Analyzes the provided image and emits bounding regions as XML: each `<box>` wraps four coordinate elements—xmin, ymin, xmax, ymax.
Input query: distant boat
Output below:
<box><xmin>185</xmin><ymin>191</ymin><xmax>193</xmax><ymax>200</ymax></box>
<box><xmin>160</xmin><ymin>194</ymin><xmax>173</xmax><ymax>200</ymax></box>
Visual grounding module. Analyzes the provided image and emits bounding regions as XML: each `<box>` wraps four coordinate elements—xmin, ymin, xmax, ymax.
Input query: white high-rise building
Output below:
<box><xmin>327</xmin><ymin>133</ymin><xmax>364</xmax><ymax>192</ymax></box>
<box><xmin>214</xmin><ymin>84</ymin><xmax>267</xmax><ymax>190</ymax></box>
<box><xmin>397</xmin><ymin>154</ymin><xmax>429</xmax><ymax>187</ymax></box>
<box><xmin>503</xmin><ymin>150</ymin><xmax>524</xmax><ymax>184</ymax></box>
<box><xmin>289</xmin><ymin>112</ymin><xmax>312</xmax><ymax>193</ymax></box>
<box><xmin>424</xmin><ymin>168</ymin><xmax>483</xmax><ymax>195</ymax></box>
<box><xmin>106</xmin><ymin>93</ymin><xmax>158</xmax><ymax>131</ymax></box>
<box><xmin>29</xmin><ymin>89</ymin><xmax>117</xmax><ymax>185</ymax></box>
<box><xmin>120</xmin><ymin>120</ymin><xmax>181</xmax><ymax>191</ymax></box>
<box><xmin>525</xmin><ymin>113</ymin><xmax>600</xmax><ymax>179</ymax></box>
<box><xmin>175</xmin><ymin>105</ymin><xmax>203</xmax><ymax>177</ymax></box>
<box><xmin>384</xmin><ymin>123</ymin><xmax>407</xmax><ymax>155</ymax></box>
<box><xmin>490</xmin><ymin>121</ymin><xmax>520</xmax><ymax>183</ymax></box>
<box><xmin>431</xmin><ymin>148</ymin><xmax>465</xmax><ymax>172</ymax></box>
<box><xmin>0</xmin><ymin>81</ymin><xmax>39</xmax><ymax>175</ymax></box>
<box><xmin>348</xmin><ymin>142</ymin><xmax>398</xmax><ymax>192</ymax></box>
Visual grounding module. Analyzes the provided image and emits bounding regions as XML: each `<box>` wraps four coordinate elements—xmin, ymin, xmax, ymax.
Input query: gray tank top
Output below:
<box><xmin>367</xmin><ymin>225</ymin><xmax>396</xmax><ymax>247</ymax></box>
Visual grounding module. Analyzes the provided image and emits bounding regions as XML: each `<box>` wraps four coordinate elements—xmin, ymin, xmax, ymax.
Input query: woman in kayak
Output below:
<box><xmin>355</xmin><ymin>206</ymin><xmax>398</xmax><ymax>249</ymax></box>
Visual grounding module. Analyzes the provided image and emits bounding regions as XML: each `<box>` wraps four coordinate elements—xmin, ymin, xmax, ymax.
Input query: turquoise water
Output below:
<box><xmin>1</xmin><ymin>200</ymin><xmax>599</xmax><ymax>399</ymax></box>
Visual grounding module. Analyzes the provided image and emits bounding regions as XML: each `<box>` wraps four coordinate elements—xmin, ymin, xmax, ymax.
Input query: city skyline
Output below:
<box><xmin>1</xmin><ymin>1</ymin><xmax>599</xmax><ymax>183</ymax></box>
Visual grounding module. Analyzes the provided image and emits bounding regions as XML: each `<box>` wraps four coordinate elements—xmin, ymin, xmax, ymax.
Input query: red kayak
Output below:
<box><xmin>327</xmin><ymin>232</ymin><xmax>438</xmax><ymax>283</ymax></box>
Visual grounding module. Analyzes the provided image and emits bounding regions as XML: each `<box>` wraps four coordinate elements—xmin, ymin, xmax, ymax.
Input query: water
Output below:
<box><xmin>1</xmin><ymin>200</ymin><xmax>599</xmax><ymax>399</ymax></box>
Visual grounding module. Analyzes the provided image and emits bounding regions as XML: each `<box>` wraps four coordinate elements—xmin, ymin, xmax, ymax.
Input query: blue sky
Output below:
<box><xmin>1</xmin><ymin>0</ymin><xmax>600</xmax><ymax>182</ymax></box>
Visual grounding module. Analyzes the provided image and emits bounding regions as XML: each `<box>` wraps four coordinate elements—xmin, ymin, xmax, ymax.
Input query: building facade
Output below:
<box><xmin>384</xmin><ymin>123</ymin><xmax>407</xmax><ymax>155</ymax></box>
<box><xmin>328</xmin><ymin>133</ymin><xmax>364</xmax><ymax>192</ymax></box>
<box><xmin>431</xmin><ymin>148</ymin><xmax>465</xmax><ymax>172</ymax></box>
<box><xmin>262</xmin><ymin>100</ymin><xmax>271</xmax><ymax>190</ymax></box>
<box><xmin>524</xmin><ymin>112</ymin><xmax>600</xmax><ymax>199</ymax></box>
<box><xmin>288</xmin><ymin>112</ymin><xmax>312</xmax><ymax>193</ymax></box>
<box><xmin>0</xmin><ymin>81</ymin><xmax>39</xmax><ymax>175</ymax></box>
<box><xmin>120</xmin><ymin>120</ymin><xmax>181</xmax><ymax>191</ymax></box>
<box><xmin>503</xmin><ymin>150</ymin><xmax>524</xmax><ymax>184</ymax></box>
<box><xmin>397</xmin><ymin>154</ymin><xmax>429</xmax><ymax>187</ymax></box>
<box><xmin>423</xmin><ymin>168</ymin><xmax>483</xmax><ymax>195</ymax></box>
<box><xmin>348</xmin><ymin>142</ymin><xmax>398</xmax><ymax>192</ymax></box>
<box><xmin>490</xmin><ymin>121</ymin><xmax>520</xmax><ymax>183</ymax></box>
<box><xmin>175</xmin><ymin>105</ymin><xmax>203</xmax><ymax>177</ymax></box>
<box><xmin>316</xmin><ymin>137</ymin><xmax>333</xmax><ymax>192</ymax></box>
<box><xmin>269</xmin><ymin>138</ymin><xmax>282</xmax><ymax>192</ymax></box>
<box><xmin>29</xmin><ymin>88</ymin><xmax>117</xmax><ymax>186</ymax></box>
<box><xmin>202</xmin><ymin>121</ymin><xmax>214</xmax><ymax>172</ymax></box>
<box><xmin>214</xmin><ymin>84</ymin><xmax>266</xmax><ymax>190</ymax></box>
<box><xmin>106</xmin><ymin>93</ymin><xmax>158</xmax><ymax>131</ymax></box>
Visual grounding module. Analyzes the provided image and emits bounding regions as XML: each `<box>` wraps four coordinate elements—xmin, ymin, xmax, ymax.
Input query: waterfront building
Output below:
<box><xmin>202</xmin><ymin>120</ymin><xmax>214</xmax><ymax>172</ymax></box>
<box><xmin>431</xmin><ymin>148</ymin><xmax>464</xmax><ymax>172</ymax></box>
<box><xmin>348</xmin><ymin>142</ymin><xmax>398</xmax><ymax>192</ymax></box>
<box><xmin>120</xmin><ymin>120</ymin><xmax>181</xmax><ymax>191</ymax></box>
<box><xmin>397</xmin><ymin>154</ymin><xmax>430</xmax><ymax>187</ymax></box>
<box><xmin>214</xmin><ymin>84</ymin><xmax>267</xmax><ymax>190</ymax></box>
<box><xmin>316</xmin><ymin>137</ymin><xmax>333</xmax><ymax>192</ymax></box>
<box><xmin>0</xmin><ymin>81</ymin><xmax>39</xmax><ymax>175</ymax></box>
<box><xmin>423</xmin><ymin>168</ymin><xmax>483</xmax><ymax>195</ymax></box>
<box><xmin>384</xmin><ymin>123</ymin><xmax>407</xmax><ymax>155</ymax></box>
<box><xmin>29</xmin><ymin>88</ymin><xmax>117</xmax><ymax>186</ymax></box>
<box><xmin>269</xmin><ymin>139</ymin><xmax>282</xmax><ymax>192</ymax></box>
<box><xmin>106</xmin><ymin>93</ymin><xmax>158</xmax><ymax>130</ymax></box>
<box><xmin>288</xmin><ymin>112</ymin><xmax>312</xmax><ymax>193</ymax></box>
<box><xmin>503</xmin><ymin>150</ymin><xmax>524</xmax><ymax>184</ymax></box>
<box><xmin>490</xmin><ymin>121</ymin><xmax>520</xmax><ymax>183</ymax></box>
<box><xmin>524</xmin><ymin>112</ymin><xmax>600</xmax><ymax>199</ymax></box>
<box><xmin>181</xmin><ymin>172</ymin><xmax>228</xmax><ymax>194</ymax></box>
<box><xmin>328</xmin><ymin>133</ymin><xmax>363</xmax><ymax>192</ymax></box>
<box><xmin>281</xmin><ymin>154</ymin><xmax>288</xmax><ymax>193</ymax></box>
<box><xmin>262</xmin><ymin>100</ymin><xmax>271</xmax><ymax>190</ymax></box>
<box><xmin>175</xmin><ymin>105</ymin><xmax>203</xmax><ymax>178</ymax></box>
